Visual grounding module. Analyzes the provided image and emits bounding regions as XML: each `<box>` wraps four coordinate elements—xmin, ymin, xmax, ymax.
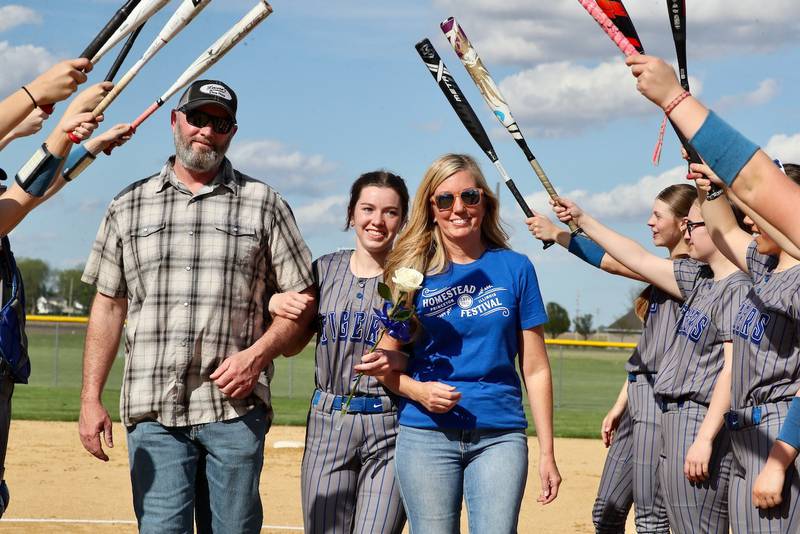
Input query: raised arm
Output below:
<box><xmin>690</xmin><ymin>164</ymin><xmax>752</xmax><ymax>272</ymax></box>
<box><xmin>526</xmin><ymin>213</ymin><xmax>647</xmax><ymax>282</ymax></box>
<box><xmin>627</xmin><ymin>54</ymin><xmax>800</xmax><ymax>251</ymax></box>
<box><xmin>553</xmin><ymin>198</ymin><xmax>681</xmax><ymax>298</ymax></box>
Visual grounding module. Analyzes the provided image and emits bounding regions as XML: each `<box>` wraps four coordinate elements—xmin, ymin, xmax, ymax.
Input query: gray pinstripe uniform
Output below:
<box><xmin>727</xmin><ymin>243</ymin><xmax>800</xmax><ymax>533</ymax></box>
<box><xmin>300</xmin><ymin>250</ymin><xmax>406</xmax><ymax>534</ymax></box>
<box><xmin>653</xmin><ymin>260</ymin><xmax>751</xmax><ymax>534</ymax></box>
<box><xmin>593</xmin><ymin>285</ymin><xmax>679</xmax><ymax>533</ymax></box>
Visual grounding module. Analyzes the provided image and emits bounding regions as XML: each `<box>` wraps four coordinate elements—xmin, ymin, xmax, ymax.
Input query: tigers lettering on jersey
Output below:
<box><xmin>319</xmin><ymin>310</ymin><xmax>381</xmax><ymax>346</ymax></box>
<box><xmin>733</xmin><ymin>302</ymin><xmax>770</xmax><ymax>345</ymax></box>
<box><xmin>676</xmin><ymin>305</ymin><xmax>710</xmax><ymax>342</ymax></box>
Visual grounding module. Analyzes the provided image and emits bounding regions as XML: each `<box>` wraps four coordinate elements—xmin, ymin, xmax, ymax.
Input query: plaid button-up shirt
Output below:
<box><xmin>82</xmin><ymin>157</ymin><xmax>313</xmax><ymax>427</ymax></box>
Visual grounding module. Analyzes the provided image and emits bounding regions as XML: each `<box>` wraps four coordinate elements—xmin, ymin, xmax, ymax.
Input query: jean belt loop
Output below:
<box><xmin>752</xmin><ymin>405</ymin><xmax>763</xmax><ymax>425</ymax></box>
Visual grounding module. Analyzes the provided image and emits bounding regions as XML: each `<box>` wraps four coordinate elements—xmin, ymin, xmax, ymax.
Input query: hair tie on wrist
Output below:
<box><xmin>664</xmin><ymin>90</ymin><xmax>690</xmax><ymax>116</ymax></box>
<box><xmin>20</xmin><ymin>86</ymin><xmax>38</xmax><ymax>109</ymax></box>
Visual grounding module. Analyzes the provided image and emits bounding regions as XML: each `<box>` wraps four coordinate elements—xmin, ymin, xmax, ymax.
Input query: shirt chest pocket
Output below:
<box><xmin>126</xmin><ymin>222</ymin><xmax>167</xmax><ymax>274</ymax></box>
<box><xmin>212</xmin><ymin>222</ymin><xmax>260</xmax><ymax>267</ymax></box>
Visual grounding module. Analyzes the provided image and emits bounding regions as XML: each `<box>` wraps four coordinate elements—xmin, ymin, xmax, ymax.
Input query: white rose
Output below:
<box><xmin>392</xmin><ymin>267</ymin><xmax>424</xmax><ymax>293</ymax></box>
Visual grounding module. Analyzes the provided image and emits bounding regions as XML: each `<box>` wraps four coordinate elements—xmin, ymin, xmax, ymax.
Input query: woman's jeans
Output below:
<box><xmin>394</xmin><ymin>425</ymin><xmax>528</xmax><ymax>534</ymax></box>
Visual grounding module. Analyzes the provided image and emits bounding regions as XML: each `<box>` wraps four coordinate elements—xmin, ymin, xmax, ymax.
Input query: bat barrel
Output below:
<box><xmin>81</xmin><ymin>0</ymin><xmax>142</xmax><ymax>60</ymax></box>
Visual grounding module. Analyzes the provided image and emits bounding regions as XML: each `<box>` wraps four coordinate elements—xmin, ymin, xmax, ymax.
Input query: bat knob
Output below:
<box><xmin>67</xmin><ymin>132</ymin><xmax>82</xmax><ymax>144</ymax></box>
<box><xmin>40</xmin><ymin>104</ymin><xmax>54</xmax><ymax>115</ymax></box>
<box><xmin>542</xmin><ymin>240</ymin><xmax>556</xmax><ymax>250</ymax></box>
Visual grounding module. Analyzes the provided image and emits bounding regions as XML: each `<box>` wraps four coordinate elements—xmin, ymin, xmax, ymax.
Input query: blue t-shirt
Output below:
<box><xmin>399</xmin><ymin>248</ymin><xmax>548</xmax><ymax>430</ymax></box>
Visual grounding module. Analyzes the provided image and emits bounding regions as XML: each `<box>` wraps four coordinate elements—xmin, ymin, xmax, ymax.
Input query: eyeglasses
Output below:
<box><xmin>684</xmin><ymin>220</ymin><xmax>706</xmax><ymax>236</ymax></box>
<box><xmin>433</xmin><ymin>187</ymin><xmax>482</xmax><ymax>210</ymax></box>
<box><xmin>180</xmin><ymin>109</ymin><xmax>235</xmax><ymax>134</ymax></box>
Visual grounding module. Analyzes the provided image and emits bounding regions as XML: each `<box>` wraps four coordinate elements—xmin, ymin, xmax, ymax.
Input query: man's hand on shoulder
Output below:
<box><xmin>210</xmin><ymin>346</ymin><xmax>264</xmax><ymax>399</ymax></box>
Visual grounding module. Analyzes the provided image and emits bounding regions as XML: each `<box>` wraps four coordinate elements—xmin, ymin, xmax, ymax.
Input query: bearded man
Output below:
<box><xmin>78</xmin><ymin>80</ymin><xmax>315</xmax><ymax>534</ymax></box>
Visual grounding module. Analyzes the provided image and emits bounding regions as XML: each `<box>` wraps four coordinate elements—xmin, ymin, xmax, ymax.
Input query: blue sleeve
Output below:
<box><xmin>689</xmin><ymin>111</ymin><xmax>759</xmax><ymax>187</ymax></box>
<box><xmin>567</xmin><ymin>234</ymin><xmax>606</xmax><ymax>268</ymax></box>
<box><xmin>518</xmin><ymin>256</ymin><xmax>548</xmax><ymax>330</ymax></box>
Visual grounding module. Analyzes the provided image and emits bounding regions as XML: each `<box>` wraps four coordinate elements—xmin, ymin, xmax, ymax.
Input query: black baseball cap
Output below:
<box><xmin>176</xmin><ymin>80</ymin><xmax>237</xmax><ymax>121</ymax></box>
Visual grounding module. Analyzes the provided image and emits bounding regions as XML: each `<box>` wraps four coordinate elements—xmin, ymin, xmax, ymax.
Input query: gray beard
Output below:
<box><xmin>173</xmin><ymin>129</ymin><xmax>230</xmax><ymax>172</ymax></box>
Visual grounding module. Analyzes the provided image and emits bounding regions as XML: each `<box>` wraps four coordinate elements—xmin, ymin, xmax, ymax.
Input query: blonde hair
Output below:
<box><xmin>384</xmin><ymin>154</ymin><xmax>509</xmax><ymax>297</ymax></box>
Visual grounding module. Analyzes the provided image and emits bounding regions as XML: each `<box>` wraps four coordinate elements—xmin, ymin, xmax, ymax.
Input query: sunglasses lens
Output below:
<box><xmin>435</xmin><ymin>193</ymin><xmax>455</xmax><ymax>210</ymax></box>
<box><xmin>186</xmin><ymin>111</ymin><xmax>210</xmax><ymax>129</ymax></box>
<box><xmin>461</xmin><ymin>188</ymin><xmax>481</xmax><ymax>206</ymax></box>
<box><xmin>185</xmin><ymin>111</ymin><xmax>233</xmax><ymax>134</ymax></box>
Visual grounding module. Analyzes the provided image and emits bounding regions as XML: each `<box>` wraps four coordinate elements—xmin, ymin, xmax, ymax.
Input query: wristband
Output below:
<box><xmin>663</xmin><ymin>90</ymin><xmax>690</xmax><ymax>116</ymax></box>
<box><xmin>20</xmin><ymin>86</ymin><xmax>38</xmax><ymax>109</ymax></box>
<box><xmin>567</xmin><ymin>234</ymin><xmax>606</xmax><ymax>268</ymax></box>
<box><xmin>15</xmin><ymin>144</ymin><xmax>62</xmax><ymax>197</ymax></box>
<box><xmin>62</xmin><ymin>145</ymin><xmax>96</xmax><ymax>182</ymax></box>
<box><xmin>777</xmin><ymin>397</ymin><xmax>800</xmax><ymax>451</ymax></box>
<box><xmin>689</xmin><ymin>111</ymin><xmax>759</xmax><ymax>187</ymax></box>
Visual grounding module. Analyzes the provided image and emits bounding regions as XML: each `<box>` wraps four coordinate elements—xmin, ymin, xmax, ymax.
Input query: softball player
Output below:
<box><xmin>529</xmin><ymin>184</ymin><xmax>695</xmax><ymax>533</ymax></box>
<box><xmin>691</xmin><ymin>161</ymin><xmax>800</xmax><ymax>533</ymax></box>
<box><xmin>554</xmin><ymin>195</ymin><xmax>751</xmax><ymax>534</ymax></box>
<box><xmin>271</xmin><ymin>171</ymin><xmax>409</xmax><ymax>534</ymax></box>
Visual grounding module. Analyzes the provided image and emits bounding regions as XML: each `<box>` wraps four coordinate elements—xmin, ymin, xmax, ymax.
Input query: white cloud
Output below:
<box><xmin>227</xmin><ymin>139</ymin><xmax>337</xmax><ymax>195</ymax></box>
<box><xmin>432</xmin><ymin>1</ymin><xmax>800</xmax><ymax>65</ymax></box>
<box><xmin>0</xmin><ymin>6</ymin><xmax>41</xmax><ymax>33</ymax></box>
<box><xmin>764</xmin><ymin>133</ymin><xmax>800</xmax><ymax>163</ymax></box>
<box><xmin>293</xmin><ymin>194</ymin><xmax>349</xmax><ymax>230</ymax></box>
<box><xmin>717</xmin><ymin>79</ymin><xmax>779</xmax><ymax>110</ymax></box>
<box><xmin>498</xmin><ymin>60</ymin><xmax>701</xmax><ymax>137</ymax></box>
<box><xmin>0</xmin><ymin>41</ymin><xmax>56</xmax><ymax>96</ymax></box>
<box><xmin>504</xmin><ymin>165</ymin><xmax>687</xmax><ymax>221</ymax></box>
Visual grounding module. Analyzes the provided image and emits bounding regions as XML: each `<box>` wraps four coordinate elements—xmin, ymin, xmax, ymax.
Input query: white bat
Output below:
<box><xmin>90</xmin><ymin>0</ymin><xmax>172</xmax><ymax>64</ymax></box>
<box><xmin>131</xmin><ymin>0</ymin><xmax>273</xmax><ymax>129</ymax></box>
<box><xmin>91</xmin><ymin>0</ymin><xmax>212</xmax><ymax>117</ymax></box>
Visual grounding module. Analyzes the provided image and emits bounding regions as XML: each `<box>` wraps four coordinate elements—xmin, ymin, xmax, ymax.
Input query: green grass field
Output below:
<box><xmin>13</xmin><ymin>324</ymin><xmax>631</xmax><ymax>438</ymax></box>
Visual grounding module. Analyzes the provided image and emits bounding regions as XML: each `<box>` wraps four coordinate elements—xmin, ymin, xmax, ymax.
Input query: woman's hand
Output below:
<box><xmin>752</xmin><ymin>460</ymin><xmax>786</xmax><ymax>509</ymax></box>
<box><xmin>625</xmin><ymin>55</ymin><xmax>684</xmax><ymax>110</ymax></box>
<box><xmin>687</xmin><ymin>162</ymin><xmax>725</xmax><ymax>193</ymax></box>
<box><xmin>526</xmin><ymin>213</ymin><xmax>561</xmax><ymax>243</ymax></box>
<box><xmin>537</xmin><ymin>454</ymin><xmax>562</xmax><ymax>505</ymax></box>
<box><xmin>684</xmin><ymin>436</ymin><xmax>712</xmax><ymax>482</ymax></box>
<box><xmin>353</xmin><ymin>349</ymin><xmax>408</xmax><ymax>376</ymax></box>
<box><xmin>268</xmin><ymin>291</ymin><xmax>314</xmax><ymax>320</ymax></box>
<box><xmin>551</xmin><ymin>197</ymin><xmax>584</xmax><ymax>227</ymax></box>
<box><xmin>600</xmin><ymin>404</ymin><xmax>625</xmax><ymax>448</ymax></box>
<box><xmin>412</xmin><ymin>381</ymin><xmax>461</xmax><ymax>413</ymax></box>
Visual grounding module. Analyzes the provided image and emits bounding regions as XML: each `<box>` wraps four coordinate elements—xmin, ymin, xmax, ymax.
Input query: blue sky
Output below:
<box><xmin>1</xmin><ymin>0</ymin><xmax>799</xmax><ymax>326</ymax></box>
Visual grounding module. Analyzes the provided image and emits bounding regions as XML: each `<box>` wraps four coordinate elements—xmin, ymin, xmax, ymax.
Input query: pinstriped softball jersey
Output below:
<box><xmin>300</xmin><ymin>250</ymin><xmax>405</xmax><ymax>534</ymax></box>
<box><xmin>727</xmin><ymin>242</ymin><xmax>800</xmax><ymax>533</ymax></box>
<box><xmin>654</xmin><ymin>260</ymin><xmax>752</xmax><ymax>404</ymax></box>
<box><xmin>625</xmin><ymin>284</ymin><xmax>684</xmax><ymax>374</ymax></box>
<box><xmin>732</xmin><ymin>242</ymin><xmax>800</xmax><ymax>408</ymax></box>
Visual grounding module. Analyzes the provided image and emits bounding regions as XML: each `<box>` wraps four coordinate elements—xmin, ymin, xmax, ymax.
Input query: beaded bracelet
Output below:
<box><xmin>664</xmin><ymin>90</ymin><xmax>690</xmax><ymax>116</ymax></box>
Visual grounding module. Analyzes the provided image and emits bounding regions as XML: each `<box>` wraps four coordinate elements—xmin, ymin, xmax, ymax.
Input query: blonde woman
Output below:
<box><xmin>363</xmin><ymin>153</ymin><xmax>561</xmax><ymax>533</ymax></box>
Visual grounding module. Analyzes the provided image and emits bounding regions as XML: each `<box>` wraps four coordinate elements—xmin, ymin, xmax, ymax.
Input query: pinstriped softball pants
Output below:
<box><xmin>300</xmin><ymin>393</ymin><xmax>406</xmax><ymax>534</ymax></box>
<box><xmin>659</xmin><ymin>400</ymin><xmax>732</xmax><ymax>534</ymax></box>
<box><xmin>728</xmin><ymin>401</ymin><xmax>800</xmax><ymax>533</ymax></box>
<box><xmin>593</xmin><ymin>375</ymin><xmax>669</xmax><ymax>533</ymax></box>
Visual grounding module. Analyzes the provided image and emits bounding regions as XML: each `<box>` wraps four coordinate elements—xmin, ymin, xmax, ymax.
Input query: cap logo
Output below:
<box><xmin>199</xmin><ymin>83</ymin><xmax>232</xmax><ymax>101</ymax></box>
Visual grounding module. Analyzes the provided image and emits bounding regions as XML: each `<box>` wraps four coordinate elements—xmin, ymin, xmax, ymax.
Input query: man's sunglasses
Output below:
<box><xmin>433</xmin><ymin>187</ymin><xmax>482</xmax><ymax>210</ymax></box>
<box><xmin>684</xmin><ymin>220</ymin><xmax>706</xmax><ymax>236</ymax></box>
<box><xmin>180</xmin><ymin>109</ymin><xmax>235</xmax><ymax>134</ymax></box>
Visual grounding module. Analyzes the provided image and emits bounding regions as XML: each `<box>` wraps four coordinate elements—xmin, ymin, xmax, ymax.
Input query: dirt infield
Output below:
<box><xmin>1</xmin><ymin>421</ymin><xmax>634</xmax><ymax>533</ymax></box>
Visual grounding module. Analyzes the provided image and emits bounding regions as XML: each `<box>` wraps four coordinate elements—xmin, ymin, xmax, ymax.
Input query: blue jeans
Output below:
<box><xmin>126</xmin><ymin>405</ymin><xmax>269</xmax><ymax>534</ymax></box>
<box><xmin>394</xmin><ymin>426</ymin><xmax>528</xmax><ymax>534</ymax></box>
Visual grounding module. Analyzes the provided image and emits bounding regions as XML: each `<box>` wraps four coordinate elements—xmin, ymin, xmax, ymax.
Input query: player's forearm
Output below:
<box><xmin>728</xmin><ymin>190</ymin><xmax>800</xmax><ymax>261</ymax></box>
<box><xmin>696</xmin><ymin>347</ymin><xmax>733</xmax><ymax>443</ymax></box>
<box><xmin>82</xmin><ymin>294</ymin><xmax>127</xmax><ymax>401</ymax></box>
<box><xmin>0</xmin><ymin>90</ymin><xmax>37</xmax><ymax>142</ymax></box>
<box><xmin>700</xmin><ymin>196</ymin><xmax>750</xmax><ymax>273</ymax></box>
<box><xmin>611</xmin><ymin>379</ymin><xmax>629</xmax><ymax>411</ymax></box>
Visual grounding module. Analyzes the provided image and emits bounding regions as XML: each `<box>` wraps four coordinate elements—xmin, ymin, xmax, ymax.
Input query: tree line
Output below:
<box><xmin>16</xmin><ymin>258</ymin><xmax>95</xmax><ymax>315</ymax></box>
<box><xmin>545</xmin><ymin>301</ymin><xmax>596</xmax><ymax>340</ymax></box>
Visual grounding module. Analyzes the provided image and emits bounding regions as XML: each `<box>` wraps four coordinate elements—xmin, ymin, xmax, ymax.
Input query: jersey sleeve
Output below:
<box><xmin>673</xmin><ymin>258</ymin><xmax>704</xmax><ymax>299</ymax></box>
<box><xmin>713</xmin><ymin>276</ymin><xmax>751</xmax><ymax>342</ymax></box>
<box><xmin>518</xmin><ymin>255</ymin><xmax>549</xmax><ymax>330</ymax></box>
<box><xmin>746</xmin><ymin>240</ymin><xmax>778</xmax><ymax>283</ymax></box>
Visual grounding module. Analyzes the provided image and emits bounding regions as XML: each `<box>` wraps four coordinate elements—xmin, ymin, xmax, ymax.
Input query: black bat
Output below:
<box><xmin>415</xmin><ymin>38</ymin><xmax>554</xmax><ymax>249</ymax></box>
<box><xmin>104</xmin><ymin>20</ymin><xmax>146</xmax><ymax>82</ymax></box>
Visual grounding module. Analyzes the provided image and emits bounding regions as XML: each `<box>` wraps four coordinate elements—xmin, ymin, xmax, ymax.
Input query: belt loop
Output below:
<box><xmin>627</xmin><ymin>372</ymin><xmax>637</xmax><ymax>383</ymax></box>
<box><xmin>753</xmin><ymin>405</ymin><xmax>763</xmax><ymax>425</ymax></box>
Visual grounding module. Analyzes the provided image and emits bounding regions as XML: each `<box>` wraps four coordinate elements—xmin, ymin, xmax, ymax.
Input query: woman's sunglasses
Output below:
<box><xmin>433</xmin><ymin>187</ymin><xmax>482</xmax><ymax>211</ymax></box>
<box><xmin>180</xmin><ymin>108</ymin><xmax>235</xmax><ymax>134</ymax></box>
